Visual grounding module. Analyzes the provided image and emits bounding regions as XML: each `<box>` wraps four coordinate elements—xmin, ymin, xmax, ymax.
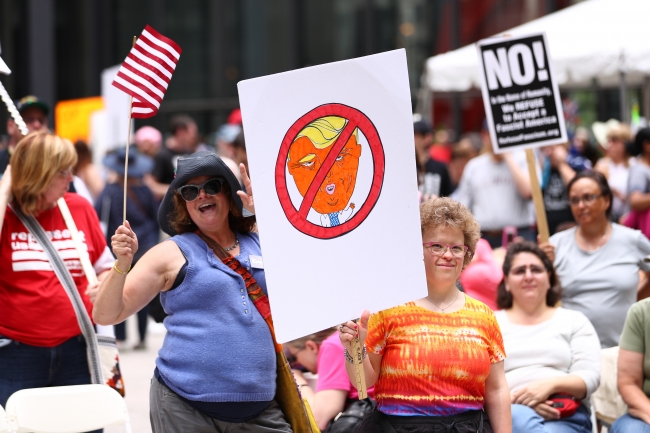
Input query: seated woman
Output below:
<box><xmin>496</xmin><ymin>242</ymin><xmax>600</xmax><ymax>433</ymax></box>
<box><xmin>339</xmin><ymin>197</ymin><xmax>511</xmax><ymax>433</ymax></box>
<box><xmin>611</xmin><ymin>298</ymin><xmax>650</xmax><ymax>432</ymax></box>
<box><xmin>286</xmin><ymin>328</ymin><xmax>374</xmax><ymax>430</ymax></box>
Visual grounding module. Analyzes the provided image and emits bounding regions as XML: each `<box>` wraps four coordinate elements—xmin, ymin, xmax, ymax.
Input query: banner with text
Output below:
<box><xmin>476</xmin><ymin>33</ymin><xmax>567</xmax><ymax>153</ymax></box>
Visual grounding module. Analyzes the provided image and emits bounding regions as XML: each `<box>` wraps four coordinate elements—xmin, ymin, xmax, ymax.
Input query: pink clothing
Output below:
<box><xmin>623</xmin><ymin>210</ymin><xmax>650</xmax><ymax>240</ymax></box>
<box><xmin>460</xmin><ymin>239</ymin><xmax>502</xmax><ymax>310</ymax></box>
<box><xmin>134</xmin><ymin>126</ymin><xmax>162</xmax><ymax>147</ymax></box>
<box><xmin>316</xmin><ymin>333</ymin><xmax>374</xmax><ymax>400</ymax></box>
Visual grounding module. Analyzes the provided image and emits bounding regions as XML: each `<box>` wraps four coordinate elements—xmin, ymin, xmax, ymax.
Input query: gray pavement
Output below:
<box><xmin>106</xmin><ymin>318</ymin><xmax>165</xmax><ymax>433</ymax></box>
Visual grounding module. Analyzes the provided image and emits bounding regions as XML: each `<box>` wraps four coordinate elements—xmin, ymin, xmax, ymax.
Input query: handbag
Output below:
<box><xmin>198</xmin><ymin>232</ymin><xmax>320</xmax><ymax>433</ymax></box>
<box><xmin>549</xmin><ymin>393</ymin><xmax>582</xmax><ymax>418</ymax></box>
<box><xmin>325</xmin><ymin>398</ymin><xmax>376</xmax><ymax>433</ymax></box>
<box><xmin>10</xmin><ymin>200</ymin><xmax>125</xmax><ymax>396</ymax></box>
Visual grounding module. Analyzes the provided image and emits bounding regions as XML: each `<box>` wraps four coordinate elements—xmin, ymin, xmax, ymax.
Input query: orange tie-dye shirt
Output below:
<box><xmin>365</xmin><ymin>296</ymin><xmax>505</xmax><ymax>416</ymax></box>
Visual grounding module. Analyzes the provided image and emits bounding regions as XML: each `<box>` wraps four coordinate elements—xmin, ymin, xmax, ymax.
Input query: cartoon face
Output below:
<box><xmin>288</xmin><ymin>122</ymin><xmax>362</xmax><ymax>215</ymax></box>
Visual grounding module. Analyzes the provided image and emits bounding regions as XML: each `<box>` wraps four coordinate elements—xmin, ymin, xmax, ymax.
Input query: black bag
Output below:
<box><xmin>325</xmin><ymin>398</ymin><xmax>376</xmax><ymax>433</ymax></box>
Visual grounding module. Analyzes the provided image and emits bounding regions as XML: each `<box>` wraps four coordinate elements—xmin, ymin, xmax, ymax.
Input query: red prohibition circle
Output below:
<box><xmin>275</xmin><ymin>103</ymin><xmax>385</xmax><ymax>239</ymax></box>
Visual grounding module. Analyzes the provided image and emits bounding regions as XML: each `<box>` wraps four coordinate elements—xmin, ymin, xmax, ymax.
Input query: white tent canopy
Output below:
<box><xmin>426</xmin><ymin>0</ymin><xmax>650</xmax><ymax>92</ymax></box>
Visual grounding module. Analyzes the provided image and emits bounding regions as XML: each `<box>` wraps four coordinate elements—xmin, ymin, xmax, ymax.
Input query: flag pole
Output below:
<box><xmin>123</xmin><ymin>35</ymin><xmax>136</xmax><ymax>224</ymax></box>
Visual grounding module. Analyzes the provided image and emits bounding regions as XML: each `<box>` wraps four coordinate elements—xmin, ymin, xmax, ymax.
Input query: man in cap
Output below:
<box><xmin>0</xmin><ymin>96</ymin><xmax>49</xmax><ymax>175</ymax></box>
<box><xmin>0</xmin><ymin>96</ymin><xmax>93</xmax><ymax>203</ymax></box>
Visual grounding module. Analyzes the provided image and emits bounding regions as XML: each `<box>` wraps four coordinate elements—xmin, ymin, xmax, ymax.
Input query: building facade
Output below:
<box><xmin>1</xmin><ymin>0</ymin><xmax>585</xmax><ymax>141</ymax></box>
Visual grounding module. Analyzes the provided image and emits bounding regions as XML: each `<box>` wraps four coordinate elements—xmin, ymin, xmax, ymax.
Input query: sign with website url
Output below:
<box><xmin>476</xmin><ymin>32</ymin><xmax>567</xmax><ymax>153</ymax></box>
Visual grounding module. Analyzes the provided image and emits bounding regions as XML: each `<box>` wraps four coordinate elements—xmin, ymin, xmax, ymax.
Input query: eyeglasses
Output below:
<box><xmin>177</xmin><ymin>178</ymin><xmax>224</xmax><ymax>202</ymax></box>
<box><xmin>284</xmin><ymin>347</ymin><xmax>306</xmax><ymax>368</ymax></box>
<box><xmin>422</xmin><ymin>242</ymin><xmax>469</xmax><ymax>258</ymax></box>
<box><xmin>57</xmin><ymin>168</ymin><xmax>73</xmax><ymax>178</ymax></box>
<box><xmin>568</xmin><ymin>194</ymin><xmax>602</xmax><ymax>206</ymax></box>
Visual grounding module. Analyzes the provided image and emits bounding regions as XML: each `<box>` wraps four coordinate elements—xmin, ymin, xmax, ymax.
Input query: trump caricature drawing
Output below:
<box><xmin>287</xmin><ymin>116</ymin><xmax>362</xmax><ymax>227</ymax></box>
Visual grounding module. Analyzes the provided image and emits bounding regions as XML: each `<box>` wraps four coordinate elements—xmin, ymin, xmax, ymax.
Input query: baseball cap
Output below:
<box><xmin>15</xmin><ymin>95</ymin><xmax>49</xmax><ymax>115</ymax></box>
<box><xmin>413</xmin><ymin>120</ymin><xmax>432</xmax><ymax>135</ymax></box>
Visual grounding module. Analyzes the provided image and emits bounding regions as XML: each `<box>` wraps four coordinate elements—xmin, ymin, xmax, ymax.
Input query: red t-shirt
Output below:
<box><xmin>0</xmin><ymin>193</ymin><xmax>107</xmax><ymax>347</ymax></box>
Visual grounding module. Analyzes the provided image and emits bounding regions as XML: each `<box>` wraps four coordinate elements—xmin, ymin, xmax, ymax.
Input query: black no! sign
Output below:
<box><xmin>477</xmin><ymin>33</ymin><xmax>567</xmax><ymax>153</ymax></box>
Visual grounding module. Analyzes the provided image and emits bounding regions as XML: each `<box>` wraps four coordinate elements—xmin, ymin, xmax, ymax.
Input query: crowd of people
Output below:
<box><xmin>3</xmin><ymin>93</ymin><xmax>650</xmax><ymax>432</ymax></box>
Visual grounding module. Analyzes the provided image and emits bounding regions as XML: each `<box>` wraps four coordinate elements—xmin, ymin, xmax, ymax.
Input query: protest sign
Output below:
<box><xmin>477</xmin><ymin>33</ymin><xmax>566</xmax><ymax>241</ymax></box>
<box><xmin>55</xmin><ymin>97</ymin><xmax>104</xmax><ymax>143</ymax></box>
<box><xmin>238</xmin><ymin>49</ymin><xmax>426</xmax><ymax>343</ymax></box>
<box><xmin>477</xmin><ymin>33</ymin><xmax>567</xmax><ymax>153</ymax></box>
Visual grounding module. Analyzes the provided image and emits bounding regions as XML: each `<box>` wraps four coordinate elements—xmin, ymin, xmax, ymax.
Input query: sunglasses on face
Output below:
<box><xmin>177</xmin><ymin>178</ymin><xmax>224</xmax><ymax>202</ymax></box>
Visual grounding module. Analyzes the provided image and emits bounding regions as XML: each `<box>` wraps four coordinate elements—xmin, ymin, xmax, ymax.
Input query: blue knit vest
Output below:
<box><xmin>156</xmin><ymin>232</ymin><xmax>276</xmax><ymax>402</ymax></box>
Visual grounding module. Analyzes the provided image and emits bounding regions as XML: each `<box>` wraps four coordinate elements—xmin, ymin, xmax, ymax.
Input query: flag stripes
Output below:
<box><xmin>111</xmin><ymin>25</ymin><xmax>182</xmax><ymax>118</ymax></box>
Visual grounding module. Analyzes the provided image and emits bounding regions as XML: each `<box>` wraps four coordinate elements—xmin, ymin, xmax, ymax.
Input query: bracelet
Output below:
<box><xmin>298</xmin><ymin>383</ymin><xmax>310</xmax><ymax>388</ymax></box>
<box><xmin>344</xmin><ymin>345</ymin><xmax>367</xmax><ymax>364</ymax></box>
<box><xmin>113</xmin><ymin>260</ymin><xmax>131</xmax><ymax>275</ymax></box>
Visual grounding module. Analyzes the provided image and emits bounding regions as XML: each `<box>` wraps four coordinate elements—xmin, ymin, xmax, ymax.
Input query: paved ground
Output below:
<box><xmin>105</xmin><ymin>318</ymin><xmax>165</xmax><ymax>433</ymax></box>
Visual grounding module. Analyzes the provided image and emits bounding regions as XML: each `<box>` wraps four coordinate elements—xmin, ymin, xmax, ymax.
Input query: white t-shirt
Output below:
<box><xmin>551</xmin><ymin>223</ymin><xmax>650</xmax><ymax>348</ymax></box>
<box><xmin>495</xmin><ymin>308</ymin><xmax>601</xmax><ymax>405</ymax></box>
<box><xmin>452</xmin><ymin>152</ymin><xmax>533</xmax><ymax>230</ymax></box>
<box><xmin>608</xmin><ymin>159</ymin><xmax>635</xmax><ymax>218</ymax></box>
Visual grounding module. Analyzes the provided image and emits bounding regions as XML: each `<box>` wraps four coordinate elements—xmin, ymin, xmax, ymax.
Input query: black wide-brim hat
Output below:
<box><xmin>157</xmin><ymin>151</ymin><xmax>251</xmax><ymax>236</ymax></box>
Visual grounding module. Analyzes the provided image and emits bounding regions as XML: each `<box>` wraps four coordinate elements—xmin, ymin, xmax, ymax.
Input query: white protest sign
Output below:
<box><xmin>238</xmin><ymin>49</ymin><xmax>427</xmax><ymax>343</ymax></box>
<box><xmin>477</xmin><ymin>33</ymin><xmax>567</xmax><ymax>153</ymax></box>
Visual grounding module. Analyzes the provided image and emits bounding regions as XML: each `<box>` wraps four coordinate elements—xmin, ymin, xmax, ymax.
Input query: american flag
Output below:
<box><xmin>112</xmin><ymin>25</ymin><xmax>182</xmax><ymax>118</ymax></box>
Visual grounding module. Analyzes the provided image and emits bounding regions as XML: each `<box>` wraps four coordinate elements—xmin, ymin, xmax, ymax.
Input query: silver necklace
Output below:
<box><xmin>426</xmin><ymin>290</ymin><xmax>460</xmax><ymax>313</ymax></box>
<box><xmin>580</xmin><ymin>224</ymin><xmax>609</xmax><ymax>251</ymax></box>
<box><xmin>224</xmin><ymin>235</ymin><xmax>239</xmax><ymax>252</ymax></box>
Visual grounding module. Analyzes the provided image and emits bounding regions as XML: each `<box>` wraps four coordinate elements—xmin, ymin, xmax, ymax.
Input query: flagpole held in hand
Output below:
<box><xmin>111</xmin><ymin>24</ymin><xmax>182</xmax><ymax>222</ymax></box>
<box><xmin>122</xmin><ymin>35</ymin><xmax>137</xmax><ymax>224</ymax></box>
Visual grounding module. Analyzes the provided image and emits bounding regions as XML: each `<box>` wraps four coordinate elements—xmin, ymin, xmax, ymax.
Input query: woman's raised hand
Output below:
<box><xmin>537</xmin><ymin>234</ymin><xmax>555</xmax><ymax>263</ymax></box>
<box><xmin>237</xmin><ymin>163</ymin><xmax>255</xmax><ymax>216</ymax></box>
<box><xmin>338</xmin><ymin>310</ymin><xmax>370</xmax><ymax>351</ymax></box>
<box><xmin>111</xmin><ymin>220</ymin><xmax>138</xmax><ymax>271</ymax></box>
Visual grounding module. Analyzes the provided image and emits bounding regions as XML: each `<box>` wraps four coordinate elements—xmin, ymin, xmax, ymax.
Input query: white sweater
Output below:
<box><xmin>495</xmin><ymin>307</ymin><xmax>601</xmax><ymax>404</ymax></box>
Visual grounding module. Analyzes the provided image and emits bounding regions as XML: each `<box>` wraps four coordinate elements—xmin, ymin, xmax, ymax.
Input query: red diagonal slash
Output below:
<box><xmin>275</xmin><ymin>103</ymin><xmax>384</xmax><ymax>239</ymax></box>
<box><xmin>297</xmin><ymin>120</ymin><xmax>358</xmax><ymax>219</ymax></box>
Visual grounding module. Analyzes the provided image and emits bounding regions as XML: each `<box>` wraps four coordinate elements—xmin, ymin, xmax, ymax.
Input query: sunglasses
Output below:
<box><xmin>177</xmin><ymin>178</ymin><xmax>224</xmax><ymax>202</ymax></box>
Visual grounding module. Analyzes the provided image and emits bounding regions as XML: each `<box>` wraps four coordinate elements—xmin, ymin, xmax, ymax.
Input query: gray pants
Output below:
<box><xmin>150</xmin><ymin>378</ymin><xmax>293</xmax><ymax>433</ymax></box>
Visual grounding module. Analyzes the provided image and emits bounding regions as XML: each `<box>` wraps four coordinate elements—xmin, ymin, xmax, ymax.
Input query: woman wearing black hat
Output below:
<box><xmin>93</xmin><ymin>151</ymin><xmax>291</xmax><ymax>432</ymax></box>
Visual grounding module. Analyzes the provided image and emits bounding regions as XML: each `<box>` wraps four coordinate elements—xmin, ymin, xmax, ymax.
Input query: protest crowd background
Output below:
<box><xmin>2</xmin><ymin>1</ymin><xmax>650</xmax><ymax>433</ymax></box>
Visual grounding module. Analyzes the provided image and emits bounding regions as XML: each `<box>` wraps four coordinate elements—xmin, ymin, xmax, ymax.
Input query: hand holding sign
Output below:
<box><xmin>237</xmin><ymin>163</ymin><xmax>256</xmax><ymax>216</ymax></box>
<box><xmin>339</xmin><ymin>311</ymin><xmax>370</xmax><ymax>400</ymax></box>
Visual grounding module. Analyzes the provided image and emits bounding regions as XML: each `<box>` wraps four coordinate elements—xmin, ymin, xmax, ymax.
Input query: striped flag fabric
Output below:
<box><xmin>112</xmin><ymin>25</ymin><xmax>182</xmax><ymax>118</ymax></box>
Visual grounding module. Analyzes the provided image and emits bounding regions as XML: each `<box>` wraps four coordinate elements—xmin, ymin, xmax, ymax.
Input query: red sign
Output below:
<box><xmin>275</xmin><ymin>103</ymin><xmax>385</xmax><ymax>239</ymax></box>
